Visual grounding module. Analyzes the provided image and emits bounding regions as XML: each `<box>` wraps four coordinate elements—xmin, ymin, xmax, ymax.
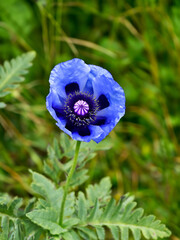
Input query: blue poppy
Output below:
<box><xmin>46</xmin><ymin>58</ymin><xmax>125</xmax><ymax>143</ymax></box>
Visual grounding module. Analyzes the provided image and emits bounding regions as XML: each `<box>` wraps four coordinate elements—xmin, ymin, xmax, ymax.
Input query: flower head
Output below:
<box><xmin>46</xmin><ymin>58</ymin><xmax>125</xmax><ymax>143</ymax></box>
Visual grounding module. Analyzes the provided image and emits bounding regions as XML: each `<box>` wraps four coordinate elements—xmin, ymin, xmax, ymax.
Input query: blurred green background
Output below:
<box><xmin>0</xmin><ymin>0</ymin><xmax>180</xmax><ymax>239</ymax></box>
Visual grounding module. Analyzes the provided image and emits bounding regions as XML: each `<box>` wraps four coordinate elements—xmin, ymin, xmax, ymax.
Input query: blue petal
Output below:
<box><xmin>88</xmin><ymin>65</ymin><xmax>125</xmax><ymax>142</ymax></box>
<box><xmin>83</xmin><ymin>78</ymin><xmax>94</xmax><ymax>95</ymax></box>
<box><xmin>47</xmin><ymin>60</ymin><xmax>125</xmax><ymax>143</ymax></box>
<box><xmin>49</xmin><ymin>58</ymin><xmax>90</xmax><ymax>97</ymax></box>
<box><xmin>72</xmin><ymin>125</ymin><xmax>104</xmax><ymax>142</ymax></box>
<box><xmin>46</xmin><ymin>89</ymin><xmax>65</xmax><ymax>122</ymax></box>
<box><xmin>82</xmin><ymin>70</ymin><xmax>96</xmax><ymax>94</ymax></box>
<box><xmin>56</xmin><ymin>122</ymin><xmax>104</xmax><ymax>143</ymax></box>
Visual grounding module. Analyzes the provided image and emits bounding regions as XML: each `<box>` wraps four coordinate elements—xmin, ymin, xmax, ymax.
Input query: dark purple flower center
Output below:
<box><xmin>64</xmin><ymin>92</ymin><xmax>99</xmax><ymax>127</ymax></box>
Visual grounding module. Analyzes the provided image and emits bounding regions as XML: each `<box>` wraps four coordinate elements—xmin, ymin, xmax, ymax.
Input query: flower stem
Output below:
<box><xmin>59</xmin><ymin>141</ymin><xmax>81</xmax><ymax>225</ymax></box>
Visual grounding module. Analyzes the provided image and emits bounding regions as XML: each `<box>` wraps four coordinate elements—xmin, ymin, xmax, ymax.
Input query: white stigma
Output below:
<box><xmin>74</xmin><ymin>100</ymin><xmax>89</xmax><ymax>116</ymax></box>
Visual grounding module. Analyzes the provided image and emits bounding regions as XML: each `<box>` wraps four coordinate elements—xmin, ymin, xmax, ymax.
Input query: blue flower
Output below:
<box><xmin>46</xmin><ymin>58</ymin><xmax>125</xmax><ymax>143</ymax></box>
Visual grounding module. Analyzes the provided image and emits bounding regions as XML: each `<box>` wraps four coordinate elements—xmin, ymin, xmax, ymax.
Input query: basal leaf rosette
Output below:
<box><xmin>46</xmin><ymin>58</ymin><xmax>125</xmax><ymax>143</ymax></box>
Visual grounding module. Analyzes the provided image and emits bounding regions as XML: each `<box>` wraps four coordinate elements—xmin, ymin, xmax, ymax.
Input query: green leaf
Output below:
<box><xmin>74</xmin><ymin>180</ymin><xmax>171</xmax><ymax>240</ymax></box>
<box><xmin>24</xmin><ymin>198</ymin><xmax>36</xmax><ymax>214</ymax></box>
<box><xmin>77</xmin><ymin>227</ymin><xmax>97</xmax><ymax>240</ymax></box>
<box><xmin>8</xmin><ymin>197</ymin><xmax>23</xmax><ymax>216</ymax></box>
<box><xmin>63</xmin><ymin>218</ymin><xmax>79</xmax><ymax>228</ymax></box>
<box><xmin>26</xmin><ymin>208</ymin><xmax>66</xmax><ymax>235</ymax></box>
<box><xmin>120</xmin><ymin>226</ymin><xmax>129</xmax><ymax>240</ymax></box>
<box><xmin>131</xmin><ymin>228</ymin><xmax>141</xmax><ymax>240</ymax></box>
<box><xmin>87</xmin><ymin>199</ymin><xmax>100</xmax><ymax>222</ymax></box>
<box><xmin>0</xmin><ymin>197</ymin><xmax>23</xmax><ymax>219</ymax></box>
<box><xmin>77</xmin><ymin>192</ymin><xmax>87</xmax><ymax>222</ymax></box>
<box><xmin>23</xmin><ymin>218</ymin><xmax>43</xmax><ymax>240</ymax></box>
<box><xmin>70</xmin><ymin>169</ymin><xmax>89</xmax><ymax>188</ymax></box>
<box><xmin>44</xmin><ymin>143</ymin><xmax>64</xmax><ymax>184</ymax></box>
<box><xmin>96</xmin><ymin>226</ymin><xmax>105</xmax><ymax>240</ymax></box>
<box><xmin>0</xmin><ymin>216</ymin><xmax>9</xmax><ymax>240</ymax></box>
<box><xmin>0</xmin><ymin>51</ymin><xmax>36</xmax><ymax>107</ymax></box>
<box><xmin>109</xmin><ymin>226</ymin><xmax>119</xmax><ymax>240</ymax></box>
<box><xmin>13</xmin><ymin>219</ymin><xmax>26</xmax><ymax>240</ymax></box>
<box><xmin>62</xmin><ymin>230</ymin><xmax>81</xmax><ymax>240</ymax></box>
<box><xmin>30</xmin><ymin>171</ymin><xmax>63</xmax><ymax>214</ymax></box>
<box><xmin>100</xmin><ymin>198</ymin><xmax>116</xmax><ymax>220</ymax></box>
<box><xmin>68</xmin><ymin>230</ymin><xmax>81</xmax><ymax>240</ymax></box>
<box><xmin>86</xmin><ymin>177</ymin><xmax>111</xmax><ymax>207</ymax></box>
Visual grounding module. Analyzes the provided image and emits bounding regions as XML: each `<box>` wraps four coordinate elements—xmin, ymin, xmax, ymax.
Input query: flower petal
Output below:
<box><xmin>49</xmin><ymin>58</ymin><xmax>90</xmax><ymax>98</ymax></box>
<box><xmin>88</xmin><ymin>65</ymin><xmax>125</xmax><ymax>142</ymax></box>
<box><xmin>46</xmin><ymin>59</ymin><xmax>126</xmax><ymax>143</ymax></box>
<box><xmin>71</xmin><ymin>125</ymin><xmax>104</xmax><ymax>142</ymax></box>
<box><xmin>46</xmin><ymin>89</ymin><xmax>65</xmax><ymax>122</ymax></box>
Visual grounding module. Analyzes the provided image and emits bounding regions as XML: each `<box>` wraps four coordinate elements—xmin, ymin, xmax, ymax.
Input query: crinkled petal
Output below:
<box><xmin>46</xmin><ymin>89</ymin><xmax>65</xmax><ymax>122</ymax></box>
<box><xmin>56</xmin><ymin>120</ymin><xmax>73</xmax><ymax>137</ymax></box>
<box><xmin>71</xmin><ymin>125</ymin><xmax>104</xmax><ymax>142</ymax></box>
<box><xmin>88</xmin><ymin>65</ymin><xmax>125</xmax><ymax>142</ymax></box>
<box><xmin>46</xmin><ymin>59</ymin><xmax>125</xmax><ymax>143</ymax></box>
<box><xmin>49</xmin><ymin>58</ymin><xmax>91</xmax><ymax>98</ymax></box>
<box><xmin>83</xmin><ymin>73</ymin><xmax>94</xmax><ymax>94</ymax></box>
<box><xmin>55</xmin><ymin>123</ymin><xmax>104</xmax><ymax>143</ymax></box>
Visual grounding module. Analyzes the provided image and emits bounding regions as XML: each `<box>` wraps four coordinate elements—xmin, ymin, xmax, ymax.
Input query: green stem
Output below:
<box><xmin>59</xmin><ymin>141</ymin><xmax>81</xmax><ymax>225</ymax></box>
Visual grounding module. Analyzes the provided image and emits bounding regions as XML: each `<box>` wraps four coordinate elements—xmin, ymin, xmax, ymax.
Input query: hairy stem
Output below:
<box><xmin>59</xmin><ymin>141</ymin><xmax>81</xmax><ymax>225</ymax></box>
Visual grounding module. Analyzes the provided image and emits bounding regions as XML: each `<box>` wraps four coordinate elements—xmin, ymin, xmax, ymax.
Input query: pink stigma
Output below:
<box><xmin>74</xmin><ymin>100</ymin><xmax>89</xmax><ymax>116</ymax></box>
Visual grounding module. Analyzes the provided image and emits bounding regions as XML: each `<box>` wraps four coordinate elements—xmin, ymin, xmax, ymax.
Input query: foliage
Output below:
<box><xmin>0</xmin><ymin>51</ymin><xmax>36</xmax><ymax>108</ymax></box>
<box><xmin>0</xmin><ymin>136</ymin><xmax>171</xmax><ymax>239</ymax></box>
<box><xmin>0</xmin><ymin>0</ymin><xmax>180</xmax><ymax>239</ymax></box>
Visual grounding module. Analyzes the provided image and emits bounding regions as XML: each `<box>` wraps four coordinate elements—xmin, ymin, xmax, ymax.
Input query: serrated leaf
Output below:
<box><xmin>13</xmin><ymin>219</ymin><xmax>25</xmax><ymax>240</ymax></box>
<box><xmin>24</xmin><ymin>198</ymin><xmax>36</xmax><ymax>214</ymax></box>
<box><xmin>120</xmin><ymin>226</ymin><xmax>129</xmax><ymax>240</ymax></box>
<box><xmin>131</xmin><ymin>228</ymin><xmax>141</xmax><ymax>240</ymax></box>
<box><xmin>26</xmin><ymin>208</ymin><xmax>66</xmax><ymax>235</ymax></box>
<box><xmin>63</xmin><ymin>218</ymin><xmax>79</xmax><ymax>228</ymax></box>
<box><xmin>88</xmin><ymin>199</ymin><xmax>100</xmax><ymax>222</ymax></box>
<box><xmin>86</xmin><ymin>177</ymin><xmax>111</xmax><ymax>207</ymax></box>
<box><xmin>78</xmin><ymin>230</ymin><xmax>89</xmax><ymax>239</ymax></box>
<box><xmin>23</xmin><ymin>218</ymin><xmax>43</xmax><ymax>239</ymax></box>
<box><xmin>109</xmin><ymin>226</ymin><xmax>119</xmax><ymax>240</ymax></box>
<box><xmin>96</xmin><ymin>226</ymin><xmax>105</xmax><ymax>240</ymax></box>
<box><xmin>78</xmin><ymin>192</ymin><xmax>87</xmax><ymax>221</ymax></box>
<box><xmin>0</xmin><ymin>51</ymin><xmax>36</xmax><ymax>106</ymax></box>
<box><xmin>100</xmin><ymin>198</ymin><xmax>116</xmax><ymax>221</ymax></box>
<box><xmin>78</xmin><ymin>227</ymin><xmax>97</xmax><ymax>240</ymax></box>
<box><xmin>70</xmin><ymin>169</ymin><xmax>89</xmax><ymax>188</ymax></box>
<box><xmin>30</xmin><ymin>171</ymin><xmax>63</xmax><ymax>214</ymax></box>
<box><xmin>62</xmin><ymin>232</ymin><xmax>74</xmax><ymax>240</ymax></box>
<box><xmin>0</xmin><ymin>216</ymin><xmax>9</xmax><ymax>240</ymax></box>
<box><xmin>120</xmin><ymin>202</ymin><xmax>137</xmax><ymax>221</ymax></box>
<box><xmin>8</xmin><ymin>197</ymin><xmax>23</xmax><ymax>216</ymax></box>
<box><xmin>68</xmin><ymin>230</ymin><xmax>81</xmax><ymax>240</ymax></box>
<box><xmin>62</xmin><ymin>230</ymin><xmax>81</xmax><ymax>240</ymax></box>
<box><xmin>0</xmin><ymin>197</ymin><xmax>22</xmax><ymax>220</ymax></box>
<box><xmin>75</xmin><ymin>182</ymin><xmax>171</xmax><ymax>240</ymax></box>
